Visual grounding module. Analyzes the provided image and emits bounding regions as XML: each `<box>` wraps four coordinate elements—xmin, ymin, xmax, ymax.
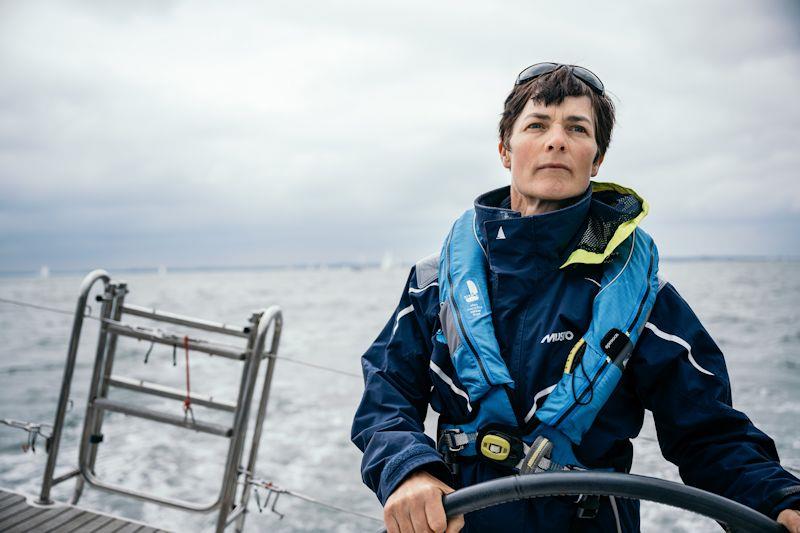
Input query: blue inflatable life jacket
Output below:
<box><xmin>436</xmin><ymin>182</ymin><xmax>660</xmax><ymax>473</ymax></box>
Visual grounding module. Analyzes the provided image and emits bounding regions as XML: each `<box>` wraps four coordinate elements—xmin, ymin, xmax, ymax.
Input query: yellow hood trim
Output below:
<box><xmin>560</xmin><ymin>181</ymin><xmax>649</xmax><ymax>268</ymax></box>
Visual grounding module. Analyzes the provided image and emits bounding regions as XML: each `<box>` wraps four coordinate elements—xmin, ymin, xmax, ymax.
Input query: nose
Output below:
<box><xmin>545</xmin><ymin>125</ymin><xmax>567</xmax><ymax>152</ymax></box>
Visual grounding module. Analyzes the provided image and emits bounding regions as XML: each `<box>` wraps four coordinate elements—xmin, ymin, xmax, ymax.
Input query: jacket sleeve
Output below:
<box><xmin>350</xmin><ymin>267</ymin><xmax>451</xmax><ymax>505</ymax></box>
<box><xmin>630</xmin><ymin>281</ymin><xmax>800</xmax><ymax>519</ymax></box>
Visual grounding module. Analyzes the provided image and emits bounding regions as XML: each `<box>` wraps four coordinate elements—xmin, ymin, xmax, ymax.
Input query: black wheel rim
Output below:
<box><xmin>438</xmin><ymin>472</ymin><xmax>784</xmax><ymax>532</ymax></box>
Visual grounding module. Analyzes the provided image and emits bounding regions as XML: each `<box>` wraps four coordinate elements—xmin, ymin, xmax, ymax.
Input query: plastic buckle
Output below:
<box><xmin>440</xmin><ymin>430</ymin><xmax>468</xmax><ymax>452</ymax></box>
<box><xmin>519</xmin><ymin>435</ymin><xmax>555</xmax><ymax>475</ymax></box>
<box><xmin>438</xmin><ymin>430</ymin><xmax>467</xmax><ymax>477</ymax></box>
<box><xmin>476</xmin><ymin>426</ymin><xmax>525</xmax><ymax>470</ymax></box>
<box><xmin>480</xmin><ymin>433</ymin><xmax>512</xmax><ymax>461</ymax></box>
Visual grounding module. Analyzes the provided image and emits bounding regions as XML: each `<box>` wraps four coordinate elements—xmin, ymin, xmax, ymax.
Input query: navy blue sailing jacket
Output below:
<box><xmin>351</xmin><ymin>185</ymin><xmax>800</xmax><ymax>532</ymax></box>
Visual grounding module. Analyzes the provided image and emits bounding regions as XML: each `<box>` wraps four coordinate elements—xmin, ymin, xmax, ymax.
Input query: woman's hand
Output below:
<box><xmin>778</xmin><ymin>508</ymin><xmax>800</xmax><ymax>532</ymax></box>
<box><xmin>383</xmin><ymin>470</ymin><xmax>464</xmax><ymax>533</ymax></box>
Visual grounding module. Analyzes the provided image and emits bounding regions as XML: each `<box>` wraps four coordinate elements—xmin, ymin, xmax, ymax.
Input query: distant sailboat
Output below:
<box><xmin>39</xmin><ymin>266</ymin><xmax>50</xmax><ymax>279</ymax></box>
<box><xmin>380</xmin><ymin>251</ymin><xmax>395</xmax><ymax>271</ymax></box>
<box><xmin>157</xmin><ymin>265</ymin><xmax>168</xmax><ymax>276</ymax></box>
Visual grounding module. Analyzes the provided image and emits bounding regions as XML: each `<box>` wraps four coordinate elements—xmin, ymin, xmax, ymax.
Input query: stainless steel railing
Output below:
<box><xmin>36</xmin><ymin>270</ymin><xmax>282</xmax><ymax>532</ymax></box>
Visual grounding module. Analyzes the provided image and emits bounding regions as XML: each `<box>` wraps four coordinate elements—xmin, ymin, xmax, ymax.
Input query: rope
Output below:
<box><xmin>0</xmin><ymin>297</ymin><xmax>91</xmax><ymax>319</ymax></box>
<box><xmin>0</xmin><ymin>418</ymin><xmax>52</xmax><ymax>453</ymax></box>
<box><xmin>247</xmin><ymin>477</ymin><xmax>382</xmax><ymax>524</ymax></box>
<box><xmin>275</xmin><ymin>356</ymin><xmax>362</xmax><ymax>379</ymax></box>
<box><xmin>0</xmin><ymin>296</ymin><xmax>362</xmax><ymax>379</ymax></box>
<box><xmin>182</xmin><ymin>335</ymin><xmax>194</xmax><ymax>423</ymax></box>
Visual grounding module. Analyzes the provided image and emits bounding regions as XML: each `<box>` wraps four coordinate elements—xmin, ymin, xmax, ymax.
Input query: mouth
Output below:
<box><xmin>538</xmin><ymin>164</ymin><xmax>570</xmax><ymax>171</ymax></box>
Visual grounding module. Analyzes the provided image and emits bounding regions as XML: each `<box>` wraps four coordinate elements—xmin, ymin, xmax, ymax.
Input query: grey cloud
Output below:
<box><xmin>1</xmin><ymin>0</ymin><xmax>798</xmax><ymax>271</ymax></box>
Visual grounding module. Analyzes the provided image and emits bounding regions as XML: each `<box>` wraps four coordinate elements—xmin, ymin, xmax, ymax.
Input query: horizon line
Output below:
<box><xmin>1</xmin><ymin>254</ymin><xmax>799</xmax><ymax>279</ymax></box>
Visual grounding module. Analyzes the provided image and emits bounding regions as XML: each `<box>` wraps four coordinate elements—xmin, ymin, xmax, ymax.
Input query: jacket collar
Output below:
<box><xmin>473</xmin><ymin>185</ymin><xmax>592</xmax><ymax>275</ymax></box>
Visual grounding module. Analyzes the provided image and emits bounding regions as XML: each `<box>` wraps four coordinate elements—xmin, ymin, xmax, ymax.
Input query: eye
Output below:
<box><xmin>570</xmin><ymin>125</ymin><xmax>588</xmax><ymax>133</ymax></box>
<box><xmin>527</xmin><ymin>122</ymin><xmax>544</xmax><ymax>130</ymax></box>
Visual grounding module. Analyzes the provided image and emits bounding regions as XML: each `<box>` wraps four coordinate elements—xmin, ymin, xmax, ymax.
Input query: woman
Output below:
<box><xmin>351</xmin><ymin>63</ymin><xmax>800</xmax><ymax>532</ymax></box>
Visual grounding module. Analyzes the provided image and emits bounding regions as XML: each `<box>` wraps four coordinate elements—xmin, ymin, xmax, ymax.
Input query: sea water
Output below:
<box><xmin>0</xmin><ymin>260</ymin><xmax>798</xmax><ymax>532</ymax></box>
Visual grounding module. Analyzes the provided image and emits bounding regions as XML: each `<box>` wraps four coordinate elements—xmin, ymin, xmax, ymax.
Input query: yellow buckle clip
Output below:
<box><xmin>480</xmin><ymin>434</ymin><xmax>511</xmax><ymax>461</ymax></box>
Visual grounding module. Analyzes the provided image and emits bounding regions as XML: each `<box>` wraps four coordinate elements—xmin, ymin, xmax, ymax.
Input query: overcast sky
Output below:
<box><xmin>1</xmin><ymin>0</ymin><xmax>799</xmax><ymax>272</ymax></box>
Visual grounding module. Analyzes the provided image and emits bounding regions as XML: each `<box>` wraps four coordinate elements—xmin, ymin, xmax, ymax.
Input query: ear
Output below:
<box><xmin>590</xmin><ymin>152</ymin><xmax>605</xmax><ymax>177</ymax></box>
<box><xmin>498</xmin><ymin>141</ymin><xmax>511</xmax><ymax>169</ymax></box>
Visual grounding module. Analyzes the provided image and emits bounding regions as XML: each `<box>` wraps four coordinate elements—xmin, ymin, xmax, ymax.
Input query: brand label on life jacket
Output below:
<box><xmin>540</xmin><ymin>331</ymin><xmax>574</xmax><ymax>344</ymax></box>
<box><xmin>464</xmin><ymin>280</ymin><xmax>479</xmax><ymax>303</ymax></box>
<box><xmin>463</xmin><ymin>280</ymin><xmax>485</xmax><ymax>317</ymax></box>
<box><xmin>601</xmin><ymin>328</ymin><xmax>628</xmax><ymax>358</ymax></box>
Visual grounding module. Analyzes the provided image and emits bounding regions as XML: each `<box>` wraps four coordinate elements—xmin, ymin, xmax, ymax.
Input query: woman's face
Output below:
<box><xmin>499</xmin><ymin>95</ymin><xmax>603</xmax><ymax>202</ymax></box>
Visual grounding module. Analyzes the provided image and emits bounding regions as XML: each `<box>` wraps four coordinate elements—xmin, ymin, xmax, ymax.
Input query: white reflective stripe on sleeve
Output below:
<box><xmin>523</xmin><ymin>384</ymin><xmax>558</xmax><ymax>423</ymax></box>
<box><xmin>583</xmin><ymin>277</ymin><xmax>601</xmax><ymax>288</ymax></box>
<box><xmin>644</xmin><ymin>322</ymin><xmax>715</xmax><ymax>376</ymax></box>
<box><xmin>391</xmin><ymin>304</ymin><xmax>415</xmax><ymax>335</ymax></box>
<box><xmin>408</xmin><ymin>282</ymin><xmax>439</xmax><ymax>294</ymax></box>
<box><xmin>430</xmin><ymin>360</ymin><xmax>472</xmax><ymax>412</ymax></box>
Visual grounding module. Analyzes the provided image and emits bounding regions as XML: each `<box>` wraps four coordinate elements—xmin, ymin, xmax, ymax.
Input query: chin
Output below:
<box><xmin>515</xmin><ymin>177</ymin><xmax>589</xmax><ymax>202</ymax></box>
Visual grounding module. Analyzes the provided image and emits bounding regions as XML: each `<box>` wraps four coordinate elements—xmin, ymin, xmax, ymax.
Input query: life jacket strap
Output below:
<box><xmin>439</xmin><ymin>427</ymin><xmax>532</xmax><ymax>471</ymax></box>
<box><xmin>438</xmin><ymin>428</ymin><xmax>474</xmax><ymax>452</ymax></box>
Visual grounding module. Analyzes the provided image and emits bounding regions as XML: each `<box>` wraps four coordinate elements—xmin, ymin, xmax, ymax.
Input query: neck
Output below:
<box><xmin>510</xmin><ymin>187</ymin><xmax>579</xmax><ymax>216</ymax></box>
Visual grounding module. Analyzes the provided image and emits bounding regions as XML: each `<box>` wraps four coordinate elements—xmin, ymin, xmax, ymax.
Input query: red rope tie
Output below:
<box><xmin>182</xmin><ymin>335</ymin><xmax>193</xmax><ymax>421</ymax></box>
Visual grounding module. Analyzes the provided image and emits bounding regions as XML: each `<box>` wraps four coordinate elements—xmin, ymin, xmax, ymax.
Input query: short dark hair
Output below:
<box><xmin>498</xmin><ymin>66</ymin><xmax>616</xmax><ymax>163</ymax></box>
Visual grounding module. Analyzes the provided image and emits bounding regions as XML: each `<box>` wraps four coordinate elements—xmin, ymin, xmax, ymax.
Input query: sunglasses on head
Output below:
<box><xmin>515</xmin><ymin>62</ymin><xmax>605</xmax><ymax>95</ymax></box>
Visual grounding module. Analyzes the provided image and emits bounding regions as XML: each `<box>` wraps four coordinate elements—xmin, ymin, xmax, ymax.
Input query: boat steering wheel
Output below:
<box><xmin>381</xmin><ymin>472</ymin><xmax>786</xmax><ymax>532</ymax></box>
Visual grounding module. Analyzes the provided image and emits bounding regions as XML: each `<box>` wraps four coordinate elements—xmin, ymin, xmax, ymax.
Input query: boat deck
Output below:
<box><xmin>0</xmin><ymin>488</ymin><xmax>170</xmax><ymax>533</ymax></box>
